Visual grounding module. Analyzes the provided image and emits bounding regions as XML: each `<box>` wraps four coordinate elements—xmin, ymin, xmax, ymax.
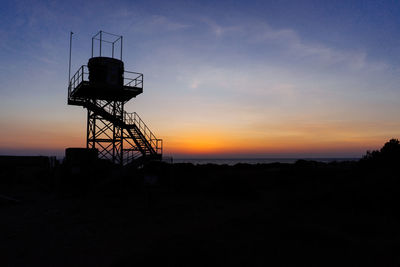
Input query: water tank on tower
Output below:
<box><xmin>88</xmin><ymin>57</ymin><xmax>124</xmax><ymax>92</ymax></box>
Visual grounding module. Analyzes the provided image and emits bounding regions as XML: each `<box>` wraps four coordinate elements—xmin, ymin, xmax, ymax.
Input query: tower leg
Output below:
<box><xmin>86</xmin><ymin>100</ymin><xmax>124</xmax><ymax>165</ymax></box>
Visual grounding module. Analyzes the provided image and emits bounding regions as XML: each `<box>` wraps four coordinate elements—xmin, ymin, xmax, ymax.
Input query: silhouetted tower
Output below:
<box><xmin>68</xmin><ymin>31</ymin><xmax>162</xmax><ymax>165</ymax></box>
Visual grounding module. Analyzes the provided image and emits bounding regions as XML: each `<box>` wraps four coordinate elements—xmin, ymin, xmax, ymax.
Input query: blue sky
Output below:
<box><xmin>1</xmin><ymin>0</ymin><xmax>400</xmax><ymax>158</ymax></box>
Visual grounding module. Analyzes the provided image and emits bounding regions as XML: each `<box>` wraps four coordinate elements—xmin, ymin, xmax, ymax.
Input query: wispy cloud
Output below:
<box><xmin>149</xmin><ymin>15</ymin><xmax>190</xmax><ymax>31</ymax></box>
<box><xmin>123</xmin><ymin>14</ymin><xmax>191</xmax><ymax>35</ymax></box>
<box><xmin>199</xmin><ymin>18</ymin><xmax>388</xmax><ymax>73</ymax></box>
<box><xmin>201</xmin><ymin>18</ymin><xmax>243</xmax><ymax>37</ymax></box>
<box><xmin>252</xmin><ymin>23</ymin><xmax>388</xmax><ymax>72</ymax></box>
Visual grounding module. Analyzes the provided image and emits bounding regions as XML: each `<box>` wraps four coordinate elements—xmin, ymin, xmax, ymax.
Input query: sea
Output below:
<box><xmin>171</xmin><ymin>158</ymin><xmax>360</xmax><ymax>165</ymax></box>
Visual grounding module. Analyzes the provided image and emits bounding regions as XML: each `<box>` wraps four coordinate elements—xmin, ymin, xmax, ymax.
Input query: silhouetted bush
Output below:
<box><xmin>362</xmin><ymin>138</ymin><xmax>400</xmax><ymax>167</ymax></box>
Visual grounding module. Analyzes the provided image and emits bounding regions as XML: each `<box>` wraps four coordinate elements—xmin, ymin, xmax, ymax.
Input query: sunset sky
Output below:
<box><xmin>1</xmin><ymin>0</ymin><xmax>400</xmax><ymax>158</ymax></box>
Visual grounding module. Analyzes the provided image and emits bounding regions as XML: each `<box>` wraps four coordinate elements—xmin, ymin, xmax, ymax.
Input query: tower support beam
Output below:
<box><xmin>87</xmin><ymin>100</ymin><xmax>124</xmax><ymax>165</ymax></box>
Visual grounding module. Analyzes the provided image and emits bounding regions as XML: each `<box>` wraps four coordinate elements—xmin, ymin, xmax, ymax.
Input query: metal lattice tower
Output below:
<box><xmin>67</xmin><ymin>31</ymin><xmax>162</xmax><ymax>165</ymax></box>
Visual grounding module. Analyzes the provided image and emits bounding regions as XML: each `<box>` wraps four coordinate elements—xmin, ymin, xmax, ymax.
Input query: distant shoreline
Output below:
<box><xmin>172</xmin><ymin>158</ymin><xmax>361</xmax><ymax>165</ymax></box>
<box><xmin>0</xmin><ymin>155</ymin><xmax>361</xmax><ymax>165</ymax></box>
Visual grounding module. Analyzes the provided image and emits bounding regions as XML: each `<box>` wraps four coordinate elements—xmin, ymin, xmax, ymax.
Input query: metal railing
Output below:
<box><xmin>124</xmin><ymin>71</ymin><xmax>143</xmax><ymax>88</ymax></box>
<box><xmin>68</xmin><ymin>65</ymin><xmax>89</xmax><ymax>98</ymax></box>
<box><xmin>124</xmin><ymin>112</ymin><xmax>163</xmax><ymax>155</ymax></box>
<box><xmin>68</xmin><ymin>65</ymin><xmax>143</xmax><ymax>99</ymax></box>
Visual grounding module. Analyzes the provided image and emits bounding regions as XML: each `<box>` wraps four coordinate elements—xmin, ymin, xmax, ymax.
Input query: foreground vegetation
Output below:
<box><xmin>1</xmin><ymin>140</ymin><xmax>400</xmax><ymax>266</ymax></box>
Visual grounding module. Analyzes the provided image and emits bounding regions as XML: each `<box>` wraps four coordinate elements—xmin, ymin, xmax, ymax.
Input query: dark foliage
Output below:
<box><xmin>362</xmin><ymin>138</ymin><xmax>400</xmax><ymax>166</ymax></box>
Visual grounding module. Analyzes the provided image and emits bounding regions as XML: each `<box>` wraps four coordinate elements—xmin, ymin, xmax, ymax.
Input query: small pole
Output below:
<box><xmin>100</xmin><ymin>31</ymin><xmax>102</xmax><ymax>57</ymax></box>
<box><xmin>68</xmin><ymin>31</ymin><xmax>73</xmax><ymax>86</ymax></box>
<box><xmin>120</xmin><ymin>36</ymin><xmax>123</xmax><ymax>60</ymax></box>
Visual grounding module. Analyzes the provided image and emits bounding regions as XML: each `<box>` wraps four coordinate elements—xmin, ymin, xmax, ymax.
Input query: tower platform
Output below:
<box><xmin>70</xmin><ymin>80</ymin><xmax>142</xmax><ymax>102</ymax></box>
<box><xmin>68</xmin><ymin>64</ymin><xmax>143</xmax><ymax>102</ymax></box>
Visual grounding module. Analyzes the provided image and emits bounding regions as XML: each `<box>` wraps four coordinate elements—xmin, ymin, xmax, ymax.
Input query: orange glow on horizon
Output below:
<box><xmin>0</xmin><ymin>118</ymin><xmax>395</xmax><ymax>157</ymax></box>
<box><xmin>162</xmin><ymin>129</ymin><xmax>387</xmax><ymax>156</ymax></box>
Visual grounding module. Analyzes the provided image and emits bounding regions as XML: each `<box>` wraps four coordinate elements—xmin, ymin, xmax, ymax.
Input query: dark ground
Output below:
<box><xmin>1</xmin><ymin>156</ymin><xmax>400</xmax><ymax>266</ymax></box>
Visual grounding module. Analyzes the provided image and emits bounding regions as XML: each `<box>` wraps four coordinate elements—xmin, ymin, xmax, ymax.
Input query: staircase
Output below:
<box><xmin>69</xmin><ymin>96</ymin><xmax>162</xmax><ymax>165</ymax></box>
<box><xmin>85</xmin><ymin>100</ymin><xmax>162</xmax><ymax>163</ymax></box>
<box><xmin>124</xmin><ymin>111</ymin><xmax>163</xmax><ymax>158</ymax></box>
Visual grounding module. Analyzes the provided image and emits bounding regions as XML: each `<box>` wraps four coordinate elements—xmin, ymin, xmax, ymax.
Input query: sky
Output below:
<box><xmin>1</xmin><ymin>0</ymin><xmax>400</xmax><ymax>158</ymax></box>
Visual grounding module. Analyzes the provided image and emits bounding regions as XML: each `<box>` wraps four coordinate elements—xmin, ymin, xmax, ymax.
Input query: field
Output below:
<box><xmin>1</xmin><ymin>158</ymin><xmax>400</xmax><ymax>266</ymax></box>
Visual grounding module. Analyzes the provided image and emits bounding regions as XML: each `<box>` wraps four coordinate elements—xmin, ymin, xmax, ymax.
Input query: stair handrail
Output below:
<box><xmin>123</xmin><ymin>112</ymin><xmax>162</xmax><ymax>154</ymax></box>
<box><xmin>97</xmin><ymin>99</ymin><xmax>119</xmax><ymax>116</ymax></box>
<box><xmin>91</xmin><ymin>101</ymin><xmax>161</xmax><ymax>155</ymax></box>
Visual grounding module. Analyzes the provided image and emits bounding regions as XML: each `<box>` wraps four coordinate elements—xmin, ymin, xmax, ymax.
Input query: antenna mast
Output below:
<box><xmin>68</xmin><ymin>31</ymin><xmax>73</xmax><ymax>85</ymax></box>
